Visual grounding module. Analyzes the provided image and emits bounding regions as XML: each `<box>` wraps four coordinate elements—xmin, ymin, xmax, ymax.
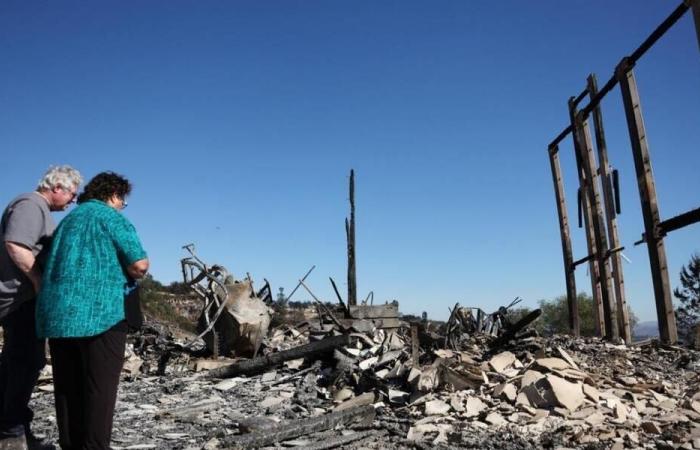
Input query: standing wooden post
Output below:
<box><xmin>574</xmin><ymin>112</ymin><xmax>619</xmax><ymax>341</ymax></box>
<box><xmin>548</xmin><ymin>145</ymin><xmax>579</xmax><ymax>336</ymax></box>
<box><xmin>691</xmin><ymin>0</ymin><xmax>700</xmax><ymax>50</ymax></box>
<box><xmin>616</xmin><ymin>59</ymin><xmax>677</xmax><ymax>344</ymax></box>
<box><xmin>568</xmin><ymin>99</ymin><xmax>605</xmax><ymax>337</ymax></box>
<box><xmin>587</xmin><ymin>74</ymin><xmax>631</xmax><ymax>344</ymax></box>
<box><xmin>346</xmin><ymin>169</ymin><xmax>357</xmax><ymax>306</ymax></box>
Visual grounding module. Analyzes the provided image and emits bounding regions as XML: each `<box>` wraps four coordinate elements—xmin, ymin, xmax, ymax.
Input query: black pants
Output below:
<box><xmin>0</xmin><ymin>298</ymin><xmax>46</xmax><ymax>438</ymax></box>
<box><xmin>49</xmin><ymin>327</ymin><xmax>126</xmax><ymax>450</ymax></box>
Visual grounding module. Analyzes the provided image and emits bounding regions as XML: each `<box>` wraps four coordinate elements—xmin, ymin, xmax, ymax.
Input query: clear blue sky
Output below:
<box><xmin>1</xmin><ymin>1</ymin><xmax>698</xmax><ymax>322</ymax></box>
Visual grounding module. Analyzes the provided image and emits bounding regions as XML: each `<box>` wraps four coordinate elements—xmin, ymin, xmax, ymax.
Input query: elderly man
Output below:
<box><xmin>0</xmin><ymin>166</ymin><xmax>82</xmax><ymax>450</ymax></box>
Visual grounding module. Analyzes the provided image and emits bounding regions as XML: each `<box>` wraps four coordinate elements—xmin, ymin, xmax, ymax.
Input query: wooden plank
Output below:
<box><xmin>588</xmin><ymin>74</ymin><xmax>632</xmax><ymax>344</ymax></box>
<box><xmin>617</xmin><ymin>61</ymin><xmax>677</xmax><ymax>344</ymax></box>
<box><xmin>548</xmin><ymin>145</ymin><xmax>579</xmax><ymax>336</ymax></box>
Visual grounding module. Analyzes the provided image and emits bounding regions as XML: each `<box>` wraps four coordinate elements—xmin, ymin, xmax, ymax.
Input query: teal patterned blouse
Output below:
<box><xmin>36</xmin><ymin>200</ymin><xmax>147</xmax><ymax>338</ymax></box>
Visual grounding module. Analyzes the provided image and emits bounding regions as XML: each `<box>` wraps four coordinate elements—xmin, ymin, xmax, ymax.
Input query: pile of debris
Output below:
<box><xmin>21</xmin><ymin>246</ymin><xmax>700</xmax><ymax>449</ymax></box>
<box><xmin>24</xmin><ymin>311</ymin><xmax>700</xmax><ymax>449</ymax></box>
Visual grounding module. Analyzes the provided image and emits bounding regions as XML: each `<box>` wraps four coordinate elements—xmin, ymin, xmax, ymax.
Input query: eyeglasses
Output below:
<box><xmin>122</xmin><ymin>199</ymin><xmax>128</xmax><ymax>209</ymax></box>
<box><xmin>61</xmin><ymin>187</ymin><xmax>78</xmax><ymax>201</ymax></box>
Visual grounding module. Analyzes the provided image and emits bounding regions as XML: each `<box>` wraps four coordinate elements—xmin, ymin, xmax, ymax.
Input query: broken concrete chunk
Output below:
<box><xmin>284</xmin><ymin>358</ymin><xmax>304</xmax><ymax>370</ymax></box>
<box><xmin>334</xmin><ymin>387</ymin><xmax>354</xmax><ymax>403</ymax></box>
<box><xmin>484</xmin><ymin>412</ymin><xmax>506</xmax><ymax>426</ymax></box>
<box><xmin>358</xmin><ymin>356</ymin><xmax>378</xmax><ymax>371</ymax></box>
<box><xmin>582</xmin><ymin>384</ymin><xmax>600</xmax><ymax>403</ymax></box>
<box><xmin>555</xmin><ymin>346</ymin><xmax>580</xmax><ymax>370</ymax></box>
<box><xmin>520</xmin><ymin>370</ymin><xmax>545</xmax><ymax>388</ymax></box>
<box><xmin>546</xmin><ymin>375</ymin><xmax>584</xmax><ymax>412</ymax></box>
<box><xmin>489</xmin><ymin>351</ymin><xmax>516</xmax><ymax>373</ymax></box>
<box><xmin>535</xmin><ymin>357</ymin><xmax>571</xmax><ymax>371</ymax></box>
<box><xmin>493</xmin><ymin>383</ymin><xmax>517</xmax><ymax>403</ymax></box>
<box><xmin>424</xmin><ymin>399</ymin><xmax>451</xmax><ymax>416</ymax></box>
<box><xmin>260</xmin><ymin>370</ymin><xmax>277</xmax><ymax>383</ymax></box>
<box><xmin>516</xmin><ymin>392</ymin><xmax>532</xmax><ymax>408</ymax></box>
<box><xmin>465</xmin><ymin>397</ymin><xmax>487</xmax><ymax>417</ymax></box>
<box><xmin>388</xmin><ymin>389</ymin><xmax>409</xmax><ymax>405</ymax></box>
<box><xmin>450</xmin><ymin>394</ymin><xmax>464</xmax><ymax>412</ymax></box>
<box><xmin>417</xmin><ymin>367</ymin><xmax>440</xmax><ymax>392</ymax></box>
<box><xmin>335</xmin><ymin>392</ymin><xmax>376</xmax><ymax>411</ymax></box>
<box><xmin>584</xmin><ymin>411</ymin><xmax>605</xmax><ymax>426</ymax></box>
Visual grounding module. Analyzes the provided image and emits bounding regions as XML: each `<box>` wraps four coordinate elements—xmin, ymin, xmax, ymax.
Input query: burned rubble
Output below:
<box><xmin>20</xmin><ymin>241</ymin><xmax>700</xmax><ymax>449</ymax></box>
<box><xmin>21</xmin><ymin>295</ymin><xmax>700</xmax><ymax>450</ymax></box>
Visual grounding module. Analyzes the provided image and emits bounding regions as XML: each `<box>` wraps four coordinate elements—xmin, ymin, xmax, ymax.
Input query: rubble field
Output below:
<box><xmin>24</xmin><ymin>318</ymin><xmax>700</xmax><ymax>450</ymax></box>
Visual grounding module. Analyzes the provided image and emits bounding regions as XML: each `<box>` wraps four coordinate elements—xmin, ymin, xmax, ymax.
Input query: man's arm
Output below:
<box><xmin>126</xmin><ymin>258</ymin><xmax>149</xmax><ymax>279</ymax></box>
<box><xmin>5</xmin><ymin>241</ymin><xmax>42</xmax><ymax>292</ymax></box>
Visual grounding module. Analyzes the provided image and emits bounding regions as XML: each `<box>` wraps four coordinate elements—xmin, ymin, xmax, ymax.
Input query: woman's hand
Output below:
<box><xmin>127</xmin><ymin>258</ymin><xmax>149</xmax><ymax>279</ymax></box>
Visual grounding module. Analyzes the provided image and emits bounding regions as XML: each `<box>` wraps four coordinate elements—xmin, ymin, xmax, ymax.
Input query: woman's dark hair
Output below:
<box><xmin>77</xmin><ymin>172</ymin><xmax>132</xmax><ymax>204</ymax></box>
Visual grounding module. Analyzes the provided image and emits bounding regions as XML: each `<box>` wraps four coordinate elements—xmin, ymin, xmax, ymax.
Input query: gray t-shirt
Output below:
<box><xmin>0</xmin><ymin>192</ymin><xmax>55</xmax><ymax>319</ymax></box>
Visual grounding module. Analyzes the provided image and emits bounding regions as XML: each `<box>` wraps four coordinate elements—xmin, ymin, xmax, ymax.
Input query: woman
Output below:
<box><xmin>36</xmin><ymin>172</ymin><xmax>149</xmax><ymax>450</ymax></box>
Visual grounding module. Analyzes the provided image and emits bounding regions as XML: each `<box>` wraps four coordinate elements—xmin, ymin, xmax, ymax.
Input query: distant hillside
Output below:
<box><xmin>634</xmin><ymin>321</ymin><xmax>659</xmax><ymax>339</ymax></box>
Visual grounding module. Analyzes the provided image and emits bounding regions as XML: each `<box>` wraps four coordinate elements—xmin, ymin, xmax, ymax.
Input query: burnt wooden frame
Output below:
<box><xmin>547</xmin><ymin>1</ymin><xmax>699</xmax><ymax>343</ymax></box>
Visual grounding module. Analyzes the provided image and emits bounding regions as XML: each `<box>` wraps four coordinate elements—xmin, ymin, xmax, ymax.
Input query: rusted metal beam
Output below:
<box><xmin>588</xmin><ymin>74</ymin><xmax>631</xmax><ymax>344</ymax></box>
<box><xmin>616</xmin><ymin>60</ymin><xmax>678</xmax><ymax>344</ymax></box>
<box><xmin>205</xmin><ymin>334</ymin><xmax>352</xmax><ymax>378</ymax></box>
<box><xmin>548</xmin><ymin>144</ymin><xmax>579</xmax><ymax>336</ymax></box>
<box><xmin>346</xmin><ymin>169</ymin><xmax>357</xmax><ymax>306</ymax></box>
<box><xmin>574</xmin><ymin>111</ymin><xmax>619</xmax><ymax>341</ymax></box>
<box><xmin>568</xmin><ymin>98</ymin><xmax>605</xmax><ymax>337</ymax></box>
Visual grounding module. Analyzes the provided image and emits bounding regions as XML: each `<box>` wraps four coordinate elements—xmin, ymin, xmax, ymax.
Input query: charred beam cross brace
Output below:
<box><xmin>587</xmin><ymin>74</ymin><xmax>632</xmax><ymax>344</ymax></box>
<box><xmin>617</xmin><ymin>59</ymin><xmax>677</xmax><ymax>344</ymax></box>
<box><xmin>548</xmin><ymin>145</ymin><xmax>579</xmax><ymax>336</ymax></box>
<box><xmin>568</xmin><ymin>99</ymin><xmax>606</xmax><ymax>337</ymax></box>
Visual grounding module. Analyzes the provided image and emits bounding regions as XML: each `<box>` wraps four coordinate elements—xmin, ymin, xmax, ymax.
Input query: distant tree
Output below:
<box><xmin>536</xmin><ymin>293</ymin><xmax>637</xmax><ymax>338</ymax></box>
<box><xmin>674</xmin><ymin>253</ymin><xmax>700</xmax><ymax>344</ymax></box>
<box><xmin>139</xmin><ymin>273</ymin><xmax>163</xmax><ymax>292</ymax></box>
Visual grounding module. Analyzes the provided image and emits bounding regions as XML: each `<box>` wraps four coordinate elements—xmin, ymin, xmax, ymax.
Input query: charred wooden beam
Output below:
<box><xmin>346</xmin><ymin>169</ymin><xmax>357</xmax><ymax>306</ymax></box>
<box><xmin>411</xmin><ymin>323</ymin><xmax>420</xmax><ymax>367</ymax></box>
<box><xmin>206</xmin><ymin>334</ymin><xmax>351</xmax><ymax>378</ymax></box>
<box><xmin>692</xmin><ymin>0</ymin><xmax>700</xmax><ymax>50</ymax></box>
<box><xmin>617</xmin><ymin>60</ymin><xmax>677</xmax><ymax>344</ymax></box>
<box><xmin>305</xmin><ymin>430</ymin><xmax>386</xmax><ymax>450</ymax></box>
<box><xmin>226</xmin><ymin>405</ymin><xmax>375</xmax><ymax>449</ymax></box>
<box><xmin>575</xmin><ymin>110</ymin><xmax>619</xmax><ymax>340</ymax></box>
<box><xmin>549</xmin><ymin>2</ymin><xmax>690</xmax><ymax>150</ymax></box>
<box><xmin>568</xmin><ymin>98</ymin><xmax>605</xmax><ymax>337</ymax></box>
<box><xmin>548</xmin><ymin>144</ymin><xmax>579</xmax><ymax>336</ymax></box>
<box><xmin>658</xmin><ymin>207</ymin><xmax>700</xmax><ymax>235</ymax></box>
<box><xmin>588</xmin><ymin>73</ymin><xmax>631</xmax><ymax>344</ymax></box>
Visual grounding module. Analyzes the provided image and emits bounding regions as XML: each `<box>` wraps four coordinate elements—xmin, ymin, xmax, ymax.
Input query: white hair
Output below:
<box><xmin>37</xmin><ymin>165</ymin><xmax>83</xmax><ymax>191</ymax></box>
